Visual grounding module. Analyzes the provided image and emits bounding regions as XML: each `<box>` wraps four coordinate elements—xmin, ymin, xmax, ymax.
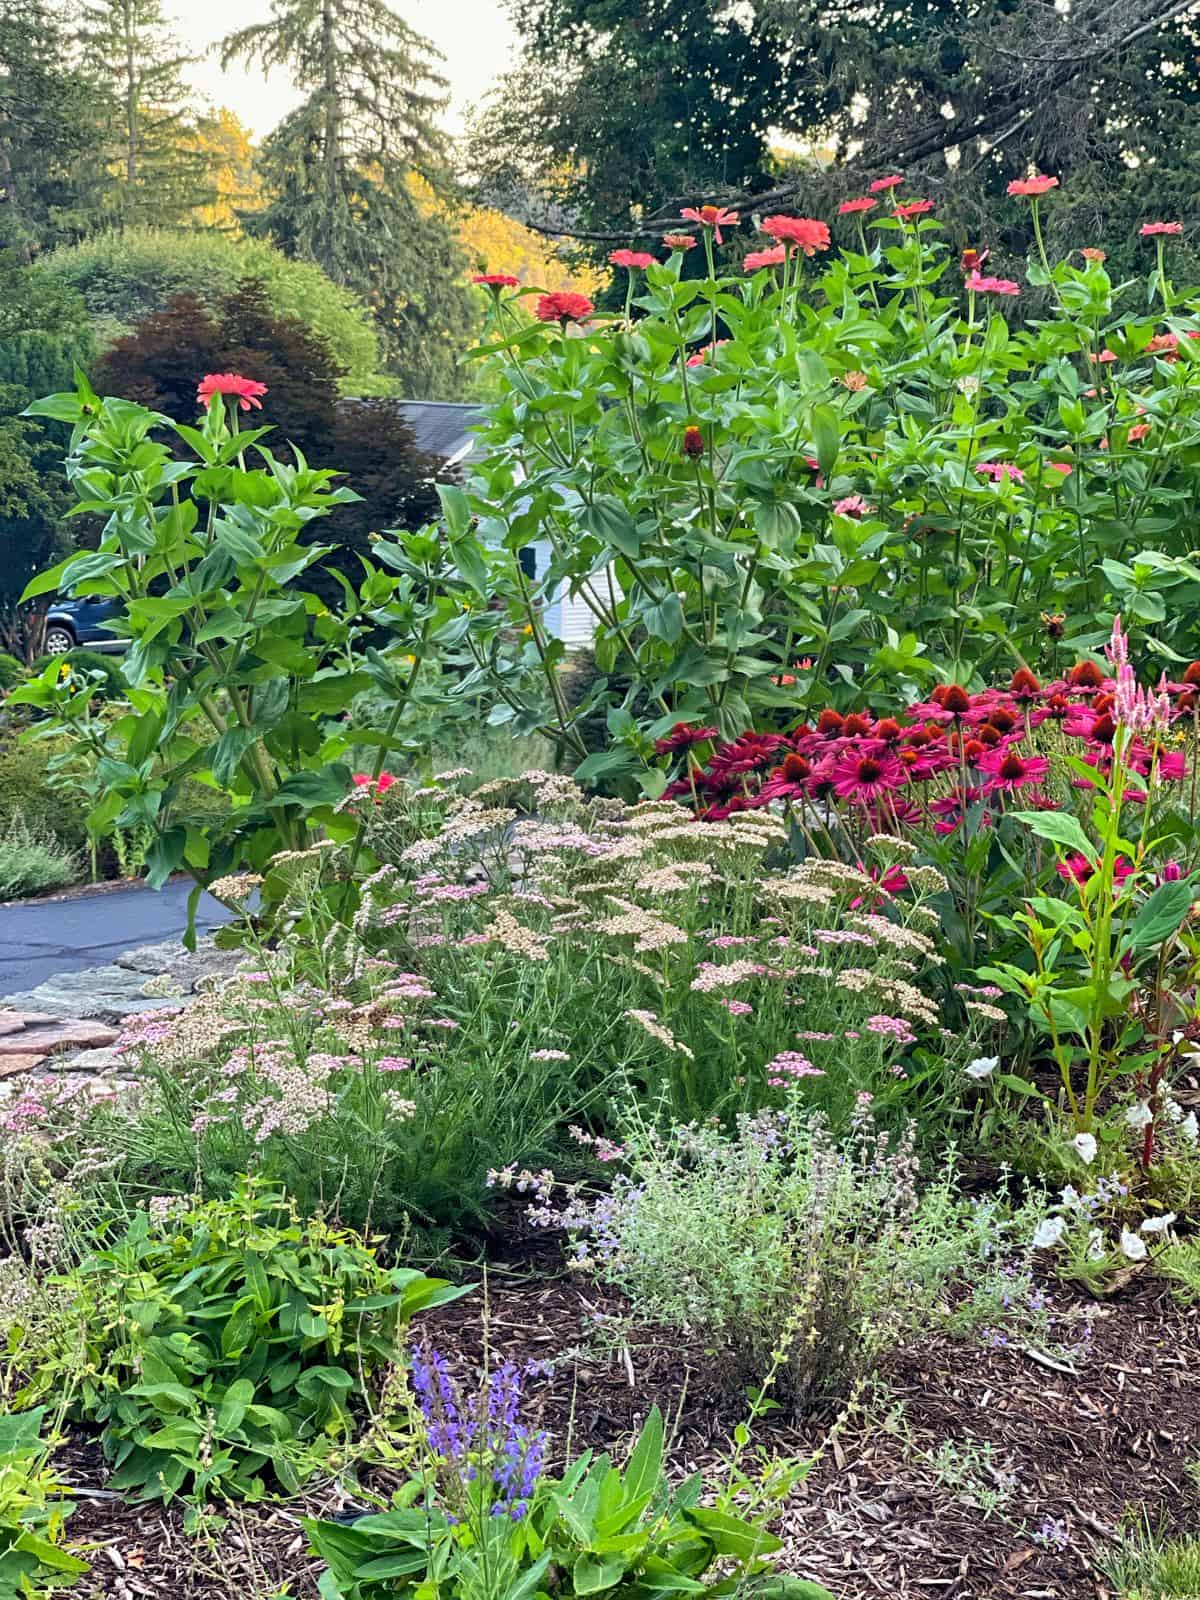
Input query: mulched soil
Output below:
<box><xmin>55</xmin><ymin>1244</ymin><xmax>1200</xmax><ymax>1600</ymax></box>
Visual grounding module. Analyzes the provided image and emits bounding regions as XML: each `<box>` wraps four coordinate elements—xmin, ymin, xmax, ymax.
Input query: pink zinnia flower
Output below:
<box><xmin>352</xmin><ymin>771</ymin><xmax>398</xmax><ymax>802</ymax></box>
<box><xmin>743</xmin><ymin>244</ymin><xmax>787</xmax><ymax>272</ymax></box>
<box><xmin>833</xmin><ymin>494</ymin><xmax>870</xmax><ymax>518</ymax></box>
<box><xmin>679</xmin><ymin>204</ymin><xmax>739</xmax><ymax>244</ymax></box>
<box><xmin>869</xmin><ymin>174</ymin><xmax>904</xmax><ymax>192</ymax></box>
<box><xmin>966</xmin><ymin>272</ymin><xmax>1020</xmax><ymax>296</ymax></box>
<box><xmin>976</xmin><ymin>461</ymin><xmax>1025</xmax><ymax>484</ymax></box>
<box><xmin>1140</xmin><ymin>221</ymin><xmax>1183</xmax><ymax>236</ymax></box>
<box><xmin>838</xmin><ymin>197</ymin><xmax>877</xmax><ymax>215</ymax></box>
<box><xmin>608</xmin><ymin>249</ymin><xmax>654</xmax><ymax>270</ymax></box>
<box><xmin>761</xmin><ymin>215</ymin><xmax>831</xmax><ymax>254</ymax></box>
<box><xmin>1007</xmin><ymin>174</ymin><xmax>1059</xmax><ymax>197</ymax></box>
<box><xmin>197</xmin><ymin>372</ymin><xmax>268</xmax><ymax>412</ymax></box>
<box><xmin>471</xmin><ymin>273</ymin><xmax>519</xmax><ymax>287</ymax></box>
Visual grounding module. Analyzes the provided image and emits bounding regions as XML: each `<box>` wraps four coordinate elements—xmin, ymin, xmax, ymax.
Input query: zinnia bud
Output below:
<box><xmin>682</xmin><ymin>425</ymin><xmax>705</xmax><ymax>459</ymax></box>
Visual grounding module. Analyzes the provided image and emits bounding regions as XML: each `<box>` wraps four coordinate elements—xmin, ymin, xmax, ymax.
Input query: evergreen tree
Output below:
<box><xmin>76</xmin><ymin>0</ymin><xmax>212</xmax><ymax>228</ymax></box>
<box><xmin>0</xmin><ymin>0</ymin><xmax>109</xmax><ymax>257</ymax></box>
<box><xmin>222</xmin><ymin>0</ymin><xmax>479</xmax><ymax>397</ymax></box>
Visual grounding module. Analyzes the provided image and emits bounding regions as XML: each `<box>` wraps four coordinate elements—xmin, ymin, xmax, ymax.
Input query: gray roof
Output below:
<box><xmin>395</xmin><ymin>401</ymin><xmax>484</xmax><ymax>462</ymax></box>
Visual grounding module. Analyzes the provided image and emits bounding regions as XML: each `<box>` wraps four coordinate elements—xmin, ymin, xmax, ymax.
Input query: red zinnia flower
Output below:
<box><xmin>679</xmin><ymin>204</ymin><xmax>739</xmax><ymax>244</ymax></box>
<box><xmin>471</xmin><ymin>273</ymin><xmax>520</xmax><ymax>287</ymax></box>
<box><xmin>967</xmin><ymin>273</ymin><xmax>1020</xmax><ymax>296</ymax></box>
<box><xmin>1140</xmin><ymin>221</ymin><xmax>1183</xmax><ymax>236</ymax></box>
<box><xmin>1007</xmin><ymin>174</ymin><xmax>1059</xmax><ymax>197</ymax></box>
<box><xmin>743</xmin><ymin>244</ymin><xmax>787</xmax><ymax>272</ymax></box>
<box><xmin>960</xmin><ymin>247</ymin><xmax>989</xmax><ymax>274</ymax></box>
<box><xmin>761</xmin><ymin>215</ymin><xmax>831</xmax><ymax>255</ymax></box>
<box><xmin>682</xmin><ymin>425</ymin><xmax>705</xmax><ymax>459</ymax></box>
<box><xmin>352</xmin><ymin>771</ymin><xmax>398</xmax><ymax>802</ymax></box>
<box><xmin>609</xmin><ymin>249</ymin><xmax>654</xmax><ymax>270</ymax></box>
<box><xmin>838</xmin><ymin>197</ymin><xmax>877</xmax><ymax>215</ymax></box>
<box><xmin>197</xmin><ymin>372</ymin><xmax>268</xmax><ymax>412</ymax></box>
<box><xmin>894</xmin><ymin>200</ymin><xmax>934</xmax><ymax>219</ymax></box>
<box><xmin>869</xmin><ymin>174</ymin><xmax>904</xmax><ymax>192</ymax></box>
<box><xmin>535</xmin><ymin>291</ymin><xmax>594</xmax><ymax>325</ymax></box>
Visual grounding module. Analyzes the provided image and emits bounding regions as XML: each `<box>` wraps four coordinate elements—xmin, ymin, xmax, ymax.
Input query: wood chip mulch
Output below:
<box><xmin>56</xmin><ymin>1260</ymin><xmax>1200</xmax><ymax>1600</ymax></box>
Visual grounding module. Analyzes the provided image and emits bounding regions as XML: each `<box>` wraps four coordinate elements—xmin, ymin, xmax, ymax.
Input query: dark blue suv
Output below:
<box><xmin>43</xmin><ymin>597</ymin><xmax>127</xmax><ymax>656</ymax></box>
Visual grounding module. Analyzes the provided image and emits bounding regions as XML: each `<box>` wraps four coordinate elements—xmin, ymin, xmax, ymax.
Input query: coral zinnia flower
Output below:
<box><xmin>830</xmin><ymin>747</ymin><xmax>906</xmax><ymax>802</ymax></box>
<box><xmin>1140</xmin><ymin>221</ymin><xmax>1183</xmax><ymax>236</ymax></box>
<box><xmin>869</xmin><ymin>174</ymin><xmax>904</xmax><ymax>192</ymax></box>
<box><xmin>609</xmin><ymin>249</ymin><xmax>654</xmax><ymax>270</ymax></box>
<box><xmin>838</xmin><ymin>197</ymin><xmax>877</xmax><ymax>215</ymax></box>
<box><xmin>894</xmin><ymin>200</ymin><xmax>934</xmax><ymax>219</ymax></box>
<box><xmin>1080</xmin><ymin>247</ymin><xmax>1106</xmax><ymax>262</ymax></box>
<box><xmin>978</xmin><ymin>747</ymin><xmax>1050</xmax><ymax>793</ymax></box>
<box><xmin>662</xmin><ymin>233</ymin><xmax>697</xmax><ymax>251</ymax></box>
<box><xmin>761</xmin><ymin>215</ymin><xmax>831</xmax><ymax>254</ymax></box>
<box><xmin>535</xmin><ymin>291</ymin><xmax>594</xmax><ymax>325</ymax></box>
<box><xmin>966</xmin><ymin>272</ymin><xmax>1020</xmax><ymax>296</ymax></box>
<box><xmin>743</xmin><ymin>244</ymin><xmax>787</xmax><ymax>272</ymax></box>
<box><xmin>197</xmin><ymin>372</ymin><xmax>268</xmax><ymax>412</ymax></box>
<box><xmin>1007</xmin><ymin>174</ymin><xmax>1058</xmax><ymax>197</ymax></box>
<box><xmin>471</xmin><ymin>273</ymin><xmax>520</xmax><ymax>287</ymax></box>
<box><xmin>679</xmin><ymin>204</ymin><xmax>739</xmax><ymax>244</ymax></box>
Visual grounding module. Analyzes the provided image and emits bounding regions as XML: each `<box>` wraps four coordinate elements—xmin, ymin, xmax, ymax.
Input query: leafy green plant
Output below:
<box><xmin>14</xmin><ymin>370</ymin><xmax>470</xmax><ymax>933</ymax></box>
<box><xmin>307</xmin><ymin>1394</ymin><xmax>834</xmax><ymax>1600</ymax></box>
<box><xmin>0</xmin><ymin>1409</ymin><xmax>88</xmax><ymax>1597</ymax></box>
<box><xmin>18</xmin><ymin>1182</ymin><xmax>470</xmax><ymax>1505</ymax></box>
<box><xmin>428</xmin><ymin>192</ymin><xmax>1200</xmax><ymax>786</ymax></box>
<box><xmin>0</xmin><ymin>820</ymin><xmax>78</xmax><ymax>900</ymax></box>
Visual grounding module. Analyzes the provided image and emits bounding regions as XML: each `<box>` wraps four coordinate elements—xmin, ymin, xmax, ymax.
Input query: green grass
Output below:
<box><xmin>0</xmin><ymin>820</ymin><xmax>79</xmax><ymax>900</ymax></box>
<box><xmin>1099</xmin><ymin>1526</ymin><xmax>1200</xmax><ymax>1598</ymax></box>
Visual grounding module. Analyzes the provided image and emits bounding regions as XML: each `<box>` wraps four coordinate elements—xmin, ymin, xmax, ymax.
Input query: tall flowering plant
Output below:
<box><xmin>979</xmin><ymin>618</ymin><xmax>1199</xmax><ymax>1146</ymax></box>
<box><xmin>13</xmin><ymin>371</ymin><xmax>467</xmax><ymax>933</ymax></box>
<box><xmin>435</xmin><ymin>182</ymin><xmax>1200</xmax><ymax>787</ymax></box>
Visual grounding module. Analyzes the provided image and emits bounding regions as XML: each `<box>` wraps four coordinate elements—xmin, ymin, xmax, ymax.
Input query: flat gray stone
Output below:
<box><xmin>0</xmin><ymin>965</ymin><xmax>176</xmax><ymax>1025</ymax></box>
<box><xmin>49</xmin><ymin>1045</ymin><xmax>124</xmax><ymax>1073</ymax></box>
<box><xmin>116</xmin><ymin>935</ymin><xmax>242</xmax><ymax>990</ymax></box>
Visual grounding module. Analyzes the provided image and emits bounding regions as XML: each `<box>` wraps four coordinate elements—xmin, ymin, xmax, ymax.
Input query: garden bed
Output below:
<box><xmin>56</xmin><ymin>1252</ymin><xmax>1200</xmax><ymax>1600</ymax></box>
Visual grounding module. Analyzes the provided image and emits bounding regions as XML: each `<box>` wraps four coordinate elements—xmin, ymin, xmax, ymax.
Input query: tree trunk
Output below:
<box><xmin>321</xmin><ymin>0</ymin><xmax>339</xmax><ymax>262</ymax></box>
<box><xmin>124</xmin><ymin>0</ymin><xmax>138</xmax><ymax>223</ymax></box>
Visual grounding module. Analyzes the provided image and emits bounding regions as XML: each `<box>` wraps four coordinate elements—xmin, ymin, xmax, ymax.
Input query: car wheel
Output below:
<box><xmin>43</xmin><ymin>626</ymin><xmax>75</xmax><ymax>655</ymax></box>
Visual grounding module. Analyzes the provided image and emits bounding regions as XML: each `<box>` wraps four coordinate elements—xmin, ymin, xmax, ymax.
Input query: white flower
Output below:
<box><xmin>1086</xmin><ymin>1229</ymin><xmax>1106</xmax><ymax>1261</ymax></box>
<box><xmin>1071</xmin><ymin>1132</ymin><xmax>1097</xmax><ymax>1165</ymax></box>
<box><xmin>1181</xmin><ymin>1112</ymin><xmax>1198</xmax><ymax>1146</ymax></box>
<box><xmin>1060</xmin><ymin>1184</ymin><xmax>1082</xmax><ymax>1211</ymax></box>
<box><xmin>1119</xmin><ymin>1228</ymin><xmax>1148</xmax><ymax>1262</ymax></box>
<box><xmin>965</xmin><ymin>1056</ymin><xmax>998</xmax><ymax>1079</ymax></box>
<box><xmin>1139</xmin><ymin>1212</ymin><xmax>1176</xmax><ymax>1235</ymax></box>
<box><xmin>1032</xmin><ymin>1216</ymin><xmax>1066</xmax><ymax>1249</ymax></box>
<box><xmin>1124</xmin><ymin>1102</ymin><xmax>1153</xmax><ymax>1131</ymax></box>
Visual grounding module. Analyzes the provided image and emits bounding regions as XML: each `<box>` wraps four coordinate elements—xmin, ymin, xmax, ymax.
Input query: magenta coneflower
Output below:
<box><xmin>830</xmin><ymin>746</ymin><xmax>906</xmax><ymax>802</ymax></box>
<box><xmin>977</xmin><ymin>746</ymin><xmax>1050</xmax><ymax>793</ymax></box>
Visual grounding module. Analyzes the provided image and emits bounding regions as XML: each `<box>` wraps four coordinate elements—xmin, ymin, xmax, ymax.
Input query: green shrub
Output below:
<box><xmin>0</xmin><ymin>743</ymin><xmax>86</xmax><ymax>853</ymax></box>
<box><xmin>18</xmin><ymin>1182</ymin><xmax>469</xmax><ymax>1504</ymax></box>
<box><xmin>29</xmin><ymin>650</ymin><xmax>126</xmax><ymax>701</ymax></box>
<box><xmin>0</xmin><ymin>1409</ymin><xmax>88</xmax><ymax>1595</ymax></box>
<box><xmin>0</xmin><ymin>821</ymin><xmax>78</xmax><ymax>900</ymax></box>
<box><xmin>34</xmin><ymin>229</ymin><xmax>386</xmax><ymax>394</ymax></box>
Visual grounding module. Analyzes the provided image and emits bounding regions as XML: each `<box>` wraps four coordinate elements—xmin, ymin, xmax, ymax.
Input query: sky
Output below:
<box><xmin>168</xmin><ymin>0</ymin><xmax>517</xmax><ymax>138</ymax></box>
